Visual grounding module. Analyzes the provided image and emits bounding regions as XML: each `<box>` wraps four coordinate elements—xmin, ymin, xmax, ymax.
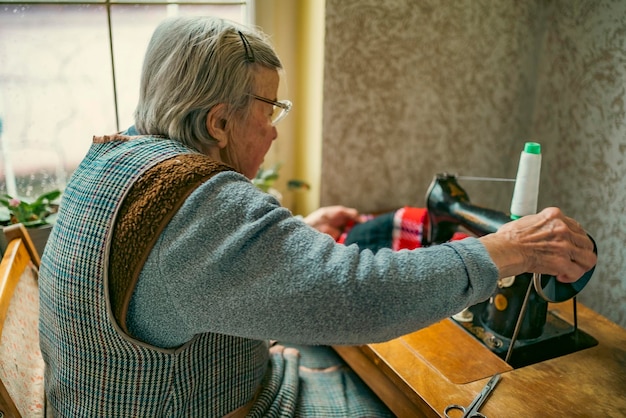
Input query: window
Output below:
<box><xmin>0</xmin><ymin>0</ymin><xmax>252</xmax><ymax>220</ymax></box>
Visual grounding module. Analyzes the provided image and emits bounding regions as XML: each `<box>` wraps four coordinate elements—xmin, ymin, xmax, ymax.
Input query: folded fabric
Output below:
<box><xmin>341</xmin><ymin>213</ymin><xmax>393</xmax><ymax>253</ymax></box>
<box><xmin>392</xmin><ymin>206</ymin><xmax>428</xmax><ymax>251</ymax></box>
<box><xmin>340</xmin><ymin>207</ymin><xmax>468</xmax><ymax>253</ymax></box>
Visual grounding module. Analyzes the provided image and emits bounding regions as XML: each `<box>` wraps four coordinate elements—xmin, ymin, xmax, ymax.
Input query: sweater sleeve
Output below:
<box><xmin>128</xmin><ymin>171</ymin><xmax>499</xmax><ymax>347</ymax></box>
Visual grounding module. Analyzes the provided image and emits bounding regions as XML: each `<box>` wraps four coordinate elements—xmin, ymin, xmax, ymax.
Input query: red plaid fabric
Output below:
<box><xmin>337</xmin><ymin>208</ymin><xmax>469</xmax><ymax>249</ymax></box>
<box><xmin>392</xmin><ymin>207</ymin><xmax>428</xmax><ymax>250</ymax></box>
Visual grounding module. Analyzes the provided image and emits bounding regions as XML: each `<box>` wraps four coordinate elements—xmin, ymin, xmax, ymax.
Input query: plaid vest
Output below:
<box><xmin>39</xmin><ymin>136</ymin><xmax>283</xmax><ymax>417</ymax></box>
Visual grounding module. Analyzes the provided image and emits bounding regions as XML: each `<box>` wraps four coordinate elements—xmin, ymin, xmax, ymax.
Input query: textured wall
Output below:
<box><xmin>532</xmin><ymin>0</ymin><xmax>626</xmax><ymax>327</ymax></box>
<box><xmin>322</xmin><ymin>0</ymin><xmax>626</xmax><ymax>327</ymax></box>
<box><xmin>321</xmin><ymin>0</ymin><xmax>547</xmax><ymax>213</ymax></box>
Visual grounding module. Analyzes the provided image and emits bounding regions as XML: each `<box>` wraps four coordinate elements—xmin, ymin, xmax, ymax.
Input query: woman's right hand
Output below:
<box><xmin>479</xmin><ymin>207</ymin><xmax>597</xmax><ymax>283</ymax></box>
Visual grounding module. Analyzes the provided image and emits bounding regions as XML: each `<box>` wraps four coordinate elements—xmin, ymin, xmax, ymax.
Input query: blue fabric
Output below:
<box><xmin>344</xmin><ymin>212</ymin><xmax>395</xmax><ymax>253</ymax></box>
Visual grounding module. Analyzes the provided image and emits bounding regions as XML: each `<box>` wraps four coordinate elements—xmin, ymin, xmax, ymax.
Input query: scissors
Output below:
<box><xmin>444</xmin><ymin>373</ymin><xmax>501</xmax><ymax>418</ymax></box>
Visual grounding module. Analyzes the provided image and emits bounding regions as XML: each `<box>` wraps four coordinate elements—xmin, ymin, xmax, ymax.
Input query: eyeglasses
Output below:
<box><xmin>251</xmin><ymin>94</ymin><xmax>292</xmax><ymax>125</ymax></box>
<box><xmin>238</xmin><ymin>32</ymin><xmax>292</xmax><ymax>125</ymax></box>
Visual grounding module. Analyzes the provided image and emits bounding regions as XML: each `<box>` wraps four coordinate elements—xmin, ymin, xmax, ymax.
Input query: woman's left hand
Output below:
<box><xmin>304</xmin><ymin>205</ymin><xmax>361</xmax><ymax>240</ymax></box>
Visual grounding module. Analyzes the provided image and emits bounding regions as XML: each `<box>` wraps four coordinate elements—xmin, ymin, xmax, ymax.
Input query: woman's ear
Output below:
<box><xmin>206</xmin><ymin>104</ymin><xmax>229</xmax><ymax>148</ymax></box>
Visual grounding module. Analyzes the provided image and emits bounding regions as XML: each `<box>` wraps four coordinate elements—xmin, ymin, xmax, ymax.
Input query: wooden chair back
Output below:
<box><xmin>0</xmin><ymin>224</ymin><xmax>46</xmax><ymax>418</ymax></box>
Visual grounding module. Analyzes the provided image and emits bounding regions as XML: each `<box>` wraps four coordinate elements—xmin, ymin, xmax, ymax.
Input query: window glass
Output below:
<box><xmin>111</xmin><ymin>4</ymin><xmax>246</xmax><ymax>130</ymax></box>
<box><xmin>0</xmin><ymin>1</ymin><xmax>249</xmax><ymax>222</ymax></box>
<box><xmin>0</xmin><ymin>5</ymin><xmax>115</xmax><ymax>206</ymax></box>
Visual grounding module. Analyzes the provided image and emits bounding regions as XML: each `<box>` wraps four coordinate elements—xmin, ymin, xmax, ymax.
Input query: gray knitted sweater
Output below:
<box><xmin>128</xmin><ymin>170</ymin><xmax>499</xmax><ymax>348</ymax></box>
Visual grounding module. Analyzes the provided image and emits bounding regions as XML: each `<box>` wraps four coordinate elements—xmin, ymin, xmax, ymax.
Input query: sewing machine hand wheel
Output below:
<box><xmin>533</xmin><ymin>236</ymin><xmax>597</xmax><ymax>303</ymax></box>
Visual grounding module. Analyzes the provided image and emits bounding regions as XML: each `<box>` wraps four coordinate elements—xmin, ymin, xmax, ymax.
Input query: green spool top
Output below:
<box><xmin>524</xmin><ymin>142</ymin><xmax>541</xmax><ymax>154</ymax></box>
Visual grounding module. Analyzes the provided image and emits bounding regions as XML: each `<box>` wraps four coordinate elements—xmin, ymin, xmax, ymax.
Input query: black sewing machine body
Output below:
<box><xmin>425</xmin><ymin>173</ymin><xmax>597</xmax><ymax>368</ymax></box>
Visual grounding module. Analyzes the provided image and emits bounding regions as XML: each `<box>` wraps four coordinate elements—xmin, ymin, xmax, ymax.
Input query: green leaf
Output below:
<box><xmin>287</xmin><ymin>179</ymin><xmax>311</xmax><ymax>191</ymax></box>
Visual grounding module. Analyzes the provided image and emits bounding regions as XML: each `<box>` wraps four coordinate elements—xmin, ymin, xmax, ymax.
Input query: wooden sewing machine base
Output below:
<box><xmin>333</xmin><ymin>301</ymin><xmax>626</xmax><ymax>417</ymax></box>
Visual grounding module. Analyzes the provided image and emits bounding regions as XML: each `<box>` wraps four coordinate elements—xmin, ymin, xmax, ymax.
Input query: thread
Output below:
<box><xmin>510</xmin><ymin>142</ymin><xmax>542</xmax><ymax>219</ymax></box>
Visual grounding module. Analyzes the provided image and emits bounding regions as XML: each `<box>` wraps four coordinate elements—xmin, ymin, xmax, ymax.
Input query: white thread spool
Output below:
<box><xmin>505</xmin><ymin>142</ymin><xmax>543</xmax><ymax>363</ymax></box>
<box><xmin>510</xmin><ymin>142</ymin><xmax>542</xmax><ymax>219</ymax></box>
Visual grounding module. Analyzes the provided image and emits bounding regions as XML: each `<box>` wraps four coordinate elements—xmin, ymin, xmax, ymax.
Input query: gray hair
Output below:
<box><xmin>134</xmin><ymin>16</ymin><xmax>282</xmax><ymax>152</ymax></box>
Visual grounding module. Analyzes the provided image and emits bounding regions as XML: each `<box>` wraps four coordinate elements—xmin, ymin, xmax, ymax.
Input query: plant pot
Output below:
<box><xmin>0</xmin><ymin>223</ymin><xmax>53</xmax><ymax>258</ymax></box>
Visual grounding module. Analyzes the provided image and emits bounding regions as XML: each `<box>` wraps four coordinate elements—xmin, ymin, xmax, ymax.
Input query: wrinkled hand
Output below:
<box><xmin>304</xmin><ymin>205</ymin><xmax>361</xmax><ymax>240</ymax></box>
<box><xmin>481</xmin><ymin>207</ymin><xmax>597</xmax><ymax>283</ymax></box>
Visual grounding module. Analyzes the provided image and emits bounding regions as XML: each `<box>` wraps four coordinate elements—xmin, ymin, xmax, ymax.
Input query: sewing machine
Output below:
<box><xmin>424</xmin><ymin>172</ymin><xmax>597</xmax><ymax>368</ymax></box>
<box><xmin>333</xmin><ymin>173</ymin><xmax>626</xmax><ymax>417</ymax></box>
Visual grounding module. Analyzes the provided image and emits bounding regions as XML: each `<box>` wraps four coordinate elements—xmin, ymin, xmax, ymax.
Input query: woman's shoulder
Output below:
<box><xmin>192</xmin><ymin>170</ymin><xmax>282</xmax><ymax>210</ymax></box>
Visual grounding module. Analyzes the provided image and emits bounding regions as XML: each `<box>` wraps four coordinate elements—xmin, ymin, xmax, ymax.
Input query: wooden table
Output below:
<box><xmin>333</xmin><ymin>301</ymin><xmax>626</xmax><ymax>417</ymax></box>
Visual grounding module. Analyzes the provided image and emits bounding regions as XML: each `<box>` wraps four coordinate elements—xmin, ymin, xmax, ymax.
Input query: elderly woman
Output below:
<box><xmin>39</xmin><ymin>15</ymin><xmax>596</xmax><ymax>417</ymax></box>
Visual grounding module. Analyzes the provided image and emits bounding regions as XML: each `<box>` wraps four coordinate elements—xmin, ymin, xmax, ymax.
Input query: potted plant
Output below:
<box><xmin>253</xmin><ymin>164</ymin><xmax>310</xmax><ymax>202</ymax></box>
<box><xmin>0</xmin><ymin>189</ymin><xmax>61</xmax><ymax>257</ymax></box>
